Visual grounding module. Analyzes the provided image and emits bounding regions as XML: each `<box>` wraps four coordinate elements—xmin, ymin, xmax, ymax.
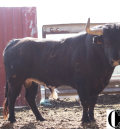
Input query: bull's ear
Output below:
<box><xmin>93</xmin><ymin>35</ymin><xmax>103</xmax><ymax>44</ymax></box>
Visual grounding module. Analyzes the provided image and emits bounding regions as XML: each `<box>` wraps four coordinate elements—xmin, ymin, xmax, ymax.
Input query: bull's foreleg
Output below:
<box><xmin>77</xmin><ymin>86</ymin><xmax>90</xmax><ymax>124</ymax></box>
<box><xmin>25</xmin><ymin>82</ymin><xmax>45</xmax><ymax>121</ymax></box>
<box><xmin>88</xmin><ymin>96</ymin><xmax>98</xmax><ymax>121</ymax></box>
<box><xmin>81</xmin><ymin>101</ymin><xmax>90</xmax><ymax>122</ymax></box>
<box><xmin>8</xmin><ymin>84</ymin><xmax>22</xmax><ymax>123</ymax></box>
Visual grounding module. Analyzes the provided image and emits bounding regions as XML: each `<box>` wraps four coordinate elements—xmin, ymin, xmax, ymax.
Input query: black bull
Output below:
<box><xmin>3</xmin><ymin>18</ymin><xmax>120</xmax><ymax>124</ymax></box>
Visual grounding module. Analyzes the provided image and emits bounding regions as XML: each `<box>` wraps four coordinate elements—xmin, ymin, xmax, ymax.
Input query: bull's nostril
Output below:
<box><xmin>111</xmin><ymin>60</ymin><xmax>120</xmax><ymax>66</ymax></box>
<box><xmin>111</xmin><ymin>60</ymin><xmax>114</xmax><ymax>63</ymax></box>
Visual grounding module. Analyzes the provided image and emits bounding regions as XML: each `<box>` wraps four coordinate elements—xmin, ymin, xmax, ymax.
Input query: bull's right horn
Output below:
<box><xmin>86</xmin><ymin>18</ymin><xmax>103</xmax><ymax>35</ymax></box>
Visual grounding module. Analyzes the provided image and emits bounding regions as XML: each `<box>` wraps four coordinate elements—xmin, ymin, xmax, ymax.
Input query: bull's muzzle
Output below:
<box><xmin>111</xmin><ymin>60</ymin><xmax>120</xmax><ymax>67</ymax></box>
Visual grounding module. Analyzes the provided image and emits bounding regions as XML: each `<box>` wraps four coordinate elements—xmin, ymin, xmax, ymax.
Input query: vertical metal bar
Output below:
<box><xmin>42</xmin><ymin>27</ymin><xmax>46</xmax><ymax>99</ymax></box>
<box><xmin>42</xmin><ymin>26</ymin><xmax>46</xmax><ymax>38</ymax></box>
<box><xmin>2</xmin><ymin>7</ymin><xmax>6</xmax><ymax>47</ymax></box>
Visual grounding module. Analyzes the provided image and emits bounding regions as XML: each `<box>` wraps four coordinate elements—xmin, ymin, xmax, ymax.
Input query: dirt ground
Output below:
<box><xmin>0</xmin><ymin>94</ymin><xmax>120</xmax><ymax>129</ymax></box>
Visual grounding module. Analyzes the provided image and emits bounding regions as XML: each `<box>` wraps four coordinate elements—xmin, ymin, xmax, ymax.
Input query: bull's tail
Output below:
<box><xmin>3</xmin><ymin>98</ymin><xmax>8</xmax><ymax>119</ymax></box>
<box><xmin>3</xmin><ymin>78</ymin><xmax>9</xmax><ymax>120</ymax></box>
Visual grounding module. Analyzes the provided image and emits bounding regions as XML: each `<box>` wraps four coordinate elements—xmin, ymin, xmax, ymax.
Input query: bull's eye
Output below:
<box><xmin>97</xmin><ymin>41</ymin><xmax>102</xmax><ymax>44</ymax></box>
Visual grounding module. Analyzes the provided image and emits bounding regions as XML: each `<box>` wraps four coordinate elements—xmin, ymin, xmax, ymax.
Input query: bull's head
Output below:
<box><xmin>86</xmin><ymin>18</ymin><xmax>120</xmax><ymax>67</ymax></box>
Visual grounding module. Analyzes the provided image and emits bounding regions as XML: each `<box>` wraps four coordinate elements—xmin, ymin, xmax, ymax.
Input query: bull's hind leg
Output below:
<box><xmin>8</xmin><ymin>83</ymin><xmax>22</xmax><ymax>123</ymax></box>
<box><xmin>25</xmin><ymin>82</ymin><xmax>45</xmax><ymax>121</ymax></box>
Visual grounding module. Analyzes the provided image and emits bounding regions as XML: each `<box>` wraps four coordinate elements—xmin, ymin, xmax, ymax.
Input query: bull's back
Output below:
<box><xmin>3</xmin><ymin>37</ymin><xmax>81</xmax><ymax>87</ymax></box>
<box><xmin>29</xmin><ymin>40</ymin><xmax>75</xmax><ymax>86</ymax></box>
<box><xmin>3</xmin><ymin>39</ymin><xmax>20</xmax><ymax>54</ymax></box>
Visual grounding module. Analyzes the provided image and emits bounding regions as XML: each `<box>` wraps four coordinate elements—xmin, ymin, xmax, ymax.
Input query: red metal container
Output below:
<box><xmin>0</xmin><ymin>7</ymin><xmax>41</xmax><ymax>107</ymax></box>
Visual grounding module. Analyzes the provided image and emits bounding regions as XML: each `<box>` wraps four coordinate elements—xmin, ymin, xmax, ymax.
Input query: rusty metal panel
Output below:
<box><xmin>13</xmin><ymin>7</ymin><xmax>23</xmax><ymax>39</ymax></box>
<box><xmin>0</xmin><ymin>8</ymin><xmax>5</xmax><ymax>107</ymax></box>
<box><xmin>22</xmin><ymin>7</ymin><xmax>38</xmax><ymax>38</ymax></box>
<box><xmin>0</xmin><ymin>7</ymin><xmax>39</xmax><ymax>107</ymax></box>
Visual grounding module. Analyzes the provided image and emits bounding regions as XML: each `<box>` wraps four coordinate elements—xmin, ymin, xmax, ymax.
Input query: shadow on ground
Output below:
<box><xmin>1</xmin><ymin>122</ymin><xmax>36</xmax><ymax>129</ymax></box>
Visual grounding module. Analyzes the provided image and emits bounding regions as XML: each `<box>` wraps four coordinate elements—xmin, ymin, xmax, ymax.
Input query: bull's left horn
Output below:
<box><xmin>86</xmin><ymin>18</ymin><xmax>103</xmax><ymax>35</ymax></box>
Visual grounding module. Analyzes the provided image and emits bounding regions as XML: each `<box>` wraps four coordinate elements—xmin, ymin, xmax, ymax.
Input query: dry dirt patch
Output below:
<box><xmin>0</xmin><ymin>94</ymin><xmax>120</xmax><ymax>129</ymax></box>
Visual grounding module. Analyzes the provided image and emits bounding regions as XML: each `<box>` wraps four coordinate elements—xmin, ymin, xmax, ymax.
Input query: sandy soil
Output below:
<box><xmin>0</xmin><ymin>94</ymin><xmax>120</xmax><ymax>129</ymax></box>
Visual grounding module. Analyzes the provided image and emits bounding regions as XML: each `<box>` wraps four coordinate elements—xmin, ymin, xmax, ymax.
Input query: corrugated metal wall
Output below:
<box><xmin>0</xmin><ymin>7</ymin><xmax>40</xmax><ymax>107</ymax></box>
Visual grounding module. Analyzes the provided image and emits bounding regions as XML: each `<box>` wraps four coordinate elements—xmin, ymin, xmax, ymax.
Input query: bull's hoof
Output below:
<box><xmin>90</xmin><ymin>117</ymin><xmax>96</xmax><ymax>122</ymax></box>
<box><xmin>82</xmin><ymin>119</ymin><xmax>91</xmax><ymax>126</ymax></box>
<box><xmin>90</xmin><ymin>120</ymin><xmax>96</xmax><ymax>127</ymax></box>
<box><xmin>82</xmin><ymin>121</ymin><xmax>91</xmax><ymax>126</ymax></box>
<box><xmin>8</xmin><ymin>118</ymin><xmax>16</xmax><ymax>123</ymax></box>
<box><xmin>40</xmin><ymin>118</ymin><xmax>46</xmax><ymax>121</ymax></box>
<box><xmin>10</xmin><ymin>119</ymin><xmax>16</xmax><ymax>123</ymax></box>
<box><xmin>81</xmin><ymin>117</ymin><xmax>90</xmax><ymax>122</ymax></box>
<box><xmin>37</xmin><ymin>117</ymin><xmax>46</xmax><ymax>121</ymax></box>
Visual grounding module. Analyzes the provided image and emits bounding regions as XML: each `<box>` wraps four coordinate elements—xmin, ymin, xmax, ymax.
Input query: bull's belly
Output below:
<box><xmin>24</xmin><ymin>78</ymin><xmax>61</xmax><ymax>99</ymax></box>
<box><xmin>24</xmin><ymin>77</ymin><xmax>75</xmax><ymax>89</ymax></box>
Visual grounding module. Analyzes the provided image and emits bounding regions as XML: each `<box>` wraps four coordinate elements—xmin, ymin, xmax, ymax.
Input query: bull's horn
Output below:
<box><xmin>86</xmin><ymin>18</ymin><xmax>103</xmax><ymax>35</ymax></box>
